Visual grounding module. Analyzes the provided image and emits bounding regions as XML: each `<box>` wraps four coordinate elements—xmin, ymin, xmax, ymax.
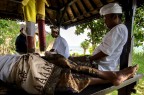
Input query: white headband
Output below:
<box><xmin>99</xmin><ymin>3</ymin><xmax>122</xmax><ymax>15</ymax></box>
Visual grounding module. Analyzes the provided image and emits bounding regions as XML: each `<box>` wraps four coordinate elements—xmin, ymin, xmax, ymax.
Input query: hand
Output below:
<box><xmin>45</xmin><ymin>51</ymin><xmax>53</xmax><ymax>57</ymax></box>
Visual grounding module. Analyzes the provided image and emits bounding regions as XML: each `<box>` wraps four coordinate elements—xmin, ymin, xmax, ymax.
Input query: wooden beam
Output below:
<box><xmin>57</xmin><ymin>5</ymin><xmax>67</xmax><ymax>26</ymax></box>
<box><xmin>60</xmin><ymin>0</ymin><xmax>78</xmax><ymax>11</ymax></box>
<box><xmin>45</xmin><ymin>8</ymin><xmax>56</xmax><ymax>25</ymax></box>
<box><xmin>9</xmin><ymin>0</ymin><xmax>22</xmax><ymax>4</ymax></box>
<box><xmin>62</xmin><ymin>13</ymin><xmax>100</xmax><ymax>29</ymax></box>
<box><xmin>62</xmin><ymin>8</ymin><xmax>99</xmax><ymax>25</ymax></box>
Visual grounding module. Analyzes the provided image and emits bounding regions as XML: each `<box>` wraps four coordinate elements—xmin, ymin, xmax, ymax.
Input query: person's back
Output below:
<box><xmin>52</xmin><ymin>35</ymin><xmax>70</xmax><ymax>58</ymax></box>
<box><xmin>15</xmin><ymin>26</ymin><xmax>27</xmax><ymax>54</ymax></box>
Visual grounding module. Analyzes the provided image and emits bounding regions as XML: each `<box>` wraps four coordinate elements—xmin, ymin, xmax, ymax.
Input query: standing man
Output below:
<box><xmin>15</xmin><ymin>24</ymin><xmax>27</xmax><ymax>54</ymax></box>
<box><xmin>45</xmin><ymin>26</ymin><xmax>70</xmax><ymax>58</ymax></box>
<box><xmin>89</xmin><ymin>3</ymin><xmax>128</xmax><ymax>71</ymax></box>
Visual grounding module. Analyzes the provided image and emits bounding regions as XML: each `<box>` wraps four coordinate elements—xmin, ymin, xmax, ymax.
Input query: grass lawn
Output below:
<box><xmin>132</xmin><ymin>53</ymin><xmax>144</xmax><ymax>95</ymax></box>
<box><xmin>107</xmin><ymin>53</ymin><xmax>144</xmax><ymax>95</ymax></box>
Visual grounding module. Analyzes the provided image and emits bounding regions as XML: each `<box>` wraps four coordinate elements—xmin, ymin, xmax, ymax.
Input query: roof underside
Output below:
<box><xmin>0</xmin><ymin>0</ymin><xmax>144</xmax><ymax>29</ymax></box>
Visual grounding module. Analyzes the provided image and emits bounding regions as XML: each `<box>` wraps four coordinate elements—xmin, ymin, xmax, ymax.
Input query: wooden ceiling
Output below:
<box><xmin>0</xmin><ymin>0</ymin><xmax>144</xmax><ymax>29</ymax></box>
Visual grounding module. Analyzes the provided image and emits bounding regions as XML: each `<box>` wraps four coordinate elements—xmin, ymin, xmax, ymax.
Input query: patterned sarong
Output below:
<box><xmin>8</xmin><ymin>54</ymin><xmax>62</xmax><ymax>95</ymax></box>
<box><xmin>6</xmin><ymin>54</ymin><xmax>100</xmax><ymax>94</ymax></box>
<box><xmin>55</xmin><ymin>58</ymin><xmax>99</xmax><ymax>93</ymax></box>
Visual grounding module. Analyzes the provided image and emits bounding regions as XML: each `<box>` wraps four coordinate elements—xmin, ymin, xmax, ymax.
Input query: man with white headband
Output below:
<box><xmin>88</xmin><ymin>3</ymin><xmax>128</xmax><ymax>71</ymax></box>
<box><xmin>45</xmin><ymin>26</ymin><xmax>70</xmax><ymax>58</ymax></box>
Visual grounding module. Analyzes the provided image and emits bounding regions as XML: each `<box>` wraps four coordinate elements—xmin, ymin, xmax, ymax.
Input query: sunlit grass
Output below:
<box><xmin>132</xmin><ymin>52</ymin><xmax>144</xmax><ymax>95</ymax></box>
<box><xmin>132</xmin><ymin>53</ymin><xmax>144</xmax><ymax>74</ymax></box>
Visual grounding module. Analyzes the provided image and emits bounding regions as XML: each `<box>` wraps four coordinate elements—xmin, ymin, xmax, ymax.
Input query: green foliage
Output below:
<box><xmin>0</xmin><ymin>19</ymin><xmax>54</xmax><ymax>54</ymax></box>
<box><xmin>75</xmin><ymin>18</ymin><xmax>107</xmax><ymax>49</ymax></box>
<box><xmin>133</xmin><ymin>5</ymin><xmax>144</xmax><ymax>47</ymax></box>
<box><xmin>0</xmin><ymin>19</ymin><xmax>20</xmax><ymax>54</ymax></box>
<box><xmin>132</xmin><ymin>79</ymin><xmax>144</xmax><ymax>95</ymax></box>
<box><xmin>75</xmin><ymin>5</ymin><xmax>144</xmax><ymax>50</ymax></box>
<box><xmin>88</xmin><ymin>45</ymin><xmax>98</xmax><ymax>55</ymax></box>
<box><xmin>81</xmin><ymin>40</ymin><xmax>89</xmax><ymax>50</ymax></box>
<box><xmin>132</xmin><ymin>53</ymin><xmax>144</xmax><ymax>73</ymax></box>
<box><xmin>46</xmin><ymin>33</ymin><xmax>54</xmax><ymax>47</ymax></box>
<box><xmin>131</xmin><ymin>53</ymin><xmax>144</xmax><ymax>95</ymax></box>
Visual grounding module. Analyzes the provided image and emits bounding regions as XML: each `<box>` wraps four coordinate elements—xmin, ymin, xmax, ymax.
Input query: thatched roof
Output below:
<box><xmin>0</xmin><ymin>0</ymin><xmax>144</xmax><ymax>29</ymax></box>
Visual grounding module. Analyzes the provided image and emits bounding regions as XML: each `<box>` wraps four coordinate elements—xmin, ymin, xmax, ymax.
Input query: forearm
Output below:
<box><xmin>89</xmin><ymin>51</ymin><xmax>108</xmax><ymax>62</ymax></box>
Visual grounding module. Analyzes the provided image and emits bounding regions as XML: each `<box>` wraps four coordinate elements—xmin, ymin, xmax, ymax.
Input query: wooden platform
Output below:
<box><xmin>0</xmin><ymin>74</ymin><xmax>143</xmax><ymax>95</ymax></box>
<box><xmin>55</xmin><ymin>73</ymin><xmax>143</xmax><ymax>95</ymax></box>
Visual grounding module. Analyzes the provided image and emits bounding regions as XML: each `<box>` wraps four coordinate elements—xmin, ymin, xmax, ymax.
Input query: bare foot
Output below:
<box><xmin>112</xmin><ymin>65</ymin><xmax>139</xmax><ymax>86</ymax></box>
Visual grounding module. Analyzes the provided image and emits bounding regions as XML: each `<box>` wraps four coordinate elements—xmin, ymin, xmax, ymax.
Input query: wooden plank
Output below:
<box><xmin>55</xmin><ymin>74</ymin><xmax>143</xmax><ymax>95</ymax></box>
<box><xmin>91</xmin><ymin>74</ymin><xmax>143</xmax><ymax>95</ymax></box>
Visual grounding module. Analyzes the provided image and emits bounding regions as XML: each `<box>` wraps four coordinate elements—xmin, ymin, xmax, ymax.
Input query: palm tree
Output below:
<box><xmin>81</xmin><ymin>40</ymin><xmax>89</xmax><ymax>55</ymax></box>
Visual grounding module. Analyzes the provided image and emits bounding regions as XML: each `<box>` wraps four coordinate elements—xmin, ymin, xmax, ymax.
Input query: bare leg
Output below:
<box><xmin>89</xmin><ymin>78</ymin><xmax>109</xmax><ymax>85</ymax></box>
<box><xmin>89</xmin><ymin>65</ymin><xmax>139</xmax><ymax>86</ymax></box>
<box><xmin>56</xmin><ymin>58</ymin><xmax>138</xmax><ymax>86</ymax></box>
<box><xmin>113</xmin><ymin>64</ymin><xmax>138</xmax><ymax>86</ymax></box>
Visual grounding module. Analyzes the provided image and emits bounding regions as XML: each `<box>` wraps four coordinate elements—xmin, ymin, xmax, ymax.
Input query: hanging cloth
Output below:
<box><xmin>22</xmin><ymin>0</ymin><xmax>36</xmax><ymax>22</ymax></box>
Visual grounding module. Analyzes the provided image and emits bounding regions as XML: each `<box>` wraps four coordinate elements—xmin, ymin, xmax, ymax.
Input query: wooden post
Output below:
<box><xmin>37</xmin><ymin>19</ymin><xmax>46</xmax><ymax>51</ymax></box>
<box><xmin>21</xmin><ymin>0</ymin><xmax>36</xmax><ymax>53</ymax></box>
<box><xmin>26</xmin><ymin>21</ymin><xmax>36</xmax><ymax>53</ymax></box>
<box><xmin>120</xmin><ymin>0</ymin><xmax>136</xmax><ymax>69</ymax></box>
<box><xmin>118</xmin><ymin>0</ymin><xmax>137</xmax><ymax>95</ymax></box>
<box><xmin>36</xmin><ymin>0</ymin><xmax>46</xmax><ymax>51</ymax></box>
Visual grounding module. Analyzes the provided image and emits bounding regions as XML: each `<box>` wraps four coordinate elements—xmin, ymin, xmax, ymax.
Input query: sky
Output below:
<box><xmin>45</xmin><ymin>26</ymin><xmax>88</xmax><ymax>47</ymax></box>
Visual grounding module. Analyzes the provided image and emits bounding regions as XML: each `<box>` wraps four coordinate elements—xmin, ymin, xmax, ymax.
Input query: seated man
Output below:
<box><xmin>70</xmin><ymin>3</ymin><xmax>128</xmax><ymax>71</ymax></box>
<box><xmin>0</xmin><ymin>53</ymin><xmax>138</xmax><ymax>94</ymax></box>
<box><xmin>45</xmin><ymin>25</ymin><xmax>70</xmax><ymax>59</ymax></box>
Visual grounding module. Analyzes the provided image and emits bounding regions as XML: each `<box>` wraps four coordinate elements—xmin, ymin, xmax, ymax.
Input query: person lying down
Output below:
<box><xmin>0</xmin><ymin>53</ymin><xmax>138</xmax><ymax>95</ymax></box>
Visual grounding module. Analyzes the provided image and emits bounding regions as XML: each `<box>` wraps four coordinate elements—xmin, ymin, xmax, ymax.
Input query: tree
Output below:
<box><xmin>76</xmin><ymin>5</ymin><xmax>144</xmax><ymax>53</ymax></box>
<box><xmin>75</xmin><ymin>18</ymin><xmax>107</xmax><ymax>52</ymax></box>
<box><xmin>0</xmin><ymin>19</ymin><xmax>20</xmax><ymax>54</ymax></box>
<box><xmin>80</xmin><ymin>40</ymin><xmax>89</xmax><ymax>55</ymax></box>
<box><xmin>133</xmin><ymin>5</ymin><xmax>144</xmax><ymax>47</ymax></box>
<box><xmin>45</xmin><ymin>32</ymin><xmax>54</xmax><ymax>51</ymax></box>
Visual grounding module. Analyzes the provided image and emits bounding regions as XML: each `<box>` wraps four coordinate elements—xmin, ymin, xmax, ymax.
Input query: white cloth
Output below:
<box><xmin>52</xmin><ymin>36</ymin><xmax>70</xmax><ymax>58</ymax></box>
<box><xmin>93</xmin><ymin>24</ymin><xmax>128</xmax><ymax>71</ymax></box>
<box><xmin>99</xmin><ymin>3</ymin><xmax>122</xmax><ymax>15</ymax></box>
<box><xmin>0</xmin><ymin>54</ymin><xmax>21</xmax><ymax>82</ymax></box>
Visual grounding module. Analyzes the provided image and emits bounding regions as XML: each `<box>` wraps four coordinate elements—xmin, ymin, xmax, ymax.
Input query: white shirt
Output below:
<box><xmin>93</xmin><ymin>24</ymin><xmax>128</xmax><ymax>71</ymax></box>
<box><xmin>52</xmin><ymin>36</ymin><xmax>70</xmax><ymax>58</ymax></box>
